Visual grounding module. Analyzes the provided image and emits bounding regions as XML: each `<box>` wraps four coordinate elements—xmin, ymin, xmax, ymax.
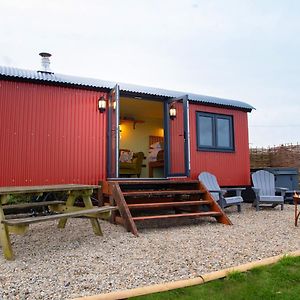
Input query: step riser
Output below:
<box><xmin>109</xmin><ymin>180</ymin><xmax>199</xmax><ymax>185</ymax></box>
<box><xmin>129</xmin><ymin>207</ymin><xmax>206</xmax><ymax>211</ymax></box>
<box><xmin>120</xmin><ymin>185</ymin><xmax>199</xmax><ymax>193</ymax></box>
<box><xmin>133</xmin><ymin>216</ymin><xmax>218</xmax><ymax>222</ymax></box>
<box><xmin>109</xmin><ymin>180</ymin><xmax>200</xmax><ymax>192</ymax></box>
<box><xmin>122</xmin><ymin>190</ymin><xmax>204</xmax><ymax>206</ymax></box>
<box><xmin>124</xmin><ymin>196</ymin><xmax>204</xmax><ymax>205</ymax></box>
<box><xmin>132</xmin><ymin>212</ymin><xmax>222</xmax><ymax>221</ymax></box>
<box><xmin>122</xmin><ymin>190</ymin><xmax>203</xmax><ymax>197</ymax></box>
<box><xmin>127</xmin><ymin>201</ymin><xmax>211</xmax><ymax>210</ymax></box>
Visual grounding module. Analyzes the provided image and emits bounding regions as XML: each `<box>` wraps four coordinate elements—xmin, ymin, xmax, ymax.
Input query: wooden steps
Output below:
<box><xmin>103</xmin><ymin>179</ymin><xmax>231</xmax><ymax>236</ymax></box>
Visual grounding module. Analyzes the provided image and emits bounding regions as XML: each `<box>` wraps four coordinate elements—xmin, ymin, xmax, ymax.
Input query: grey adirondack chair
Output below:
<box><xmin>251</xmin><ymin>170</ymin><xmax>286</xmax><ymax>211</ymax></box>
<box><xmin>198</xmin><ymin>172</ymin><xmax>244</xmax><ymax>212</ymax></box>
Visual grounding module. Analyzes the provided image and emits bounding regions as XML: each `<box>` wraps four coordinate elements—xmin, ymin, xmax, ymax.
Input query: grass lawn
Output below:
<box><xmin>132</xmin><ymin>256</ymin><xmax>300</xmax><ymax>300</ymax></box>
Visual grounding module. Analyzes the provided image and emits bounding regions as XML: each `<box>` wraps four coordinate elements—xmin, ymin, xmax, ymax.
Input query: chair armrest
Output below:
<box><xmin>275</xmin><ymin>187</ymin><xmax>288</xmax><ymax>191</ymax></box>
<box><xmin>275</xmin><ymin>187</ymin><xmax>288</xmax><ymax>197</ymax></box>
<box><xmin>224</xmin><ymin>187</ymin><xmax>246</xmax><ymax>197</ymax></box>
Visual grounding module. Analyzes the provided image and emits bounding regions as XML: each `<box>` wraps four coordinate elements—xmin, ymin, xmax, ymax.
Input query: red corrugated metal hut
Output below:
<box><xmin>0</xmin><ymin>62</ymin><xmax>253</xmax><ymax>187</ymax></box>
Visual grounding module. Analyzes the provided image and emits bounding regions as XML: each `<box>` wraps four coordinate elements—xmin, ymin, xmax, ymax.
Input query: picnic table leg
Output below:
<box><xmin>82</xmin><ymin>190</ymin><xmax>103</xmax><ymax>236</ymax></box>
<box><xmin>57</xmin><ymin>192</ymin><xmax>76</xmax><ymax>229</ymax></box>
<box><xmin>0</xmin><ymin>195</ymin><xmax>14</xmax><ymax>260</ymax></box>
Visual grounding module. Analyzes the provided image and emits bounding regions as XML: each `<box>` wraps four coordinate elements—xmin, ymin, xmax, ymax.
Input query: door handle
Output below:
<box><xmin>178</xmin><ymin>132</ymin><xmax>186</xmax><ymax>141</ymax></box>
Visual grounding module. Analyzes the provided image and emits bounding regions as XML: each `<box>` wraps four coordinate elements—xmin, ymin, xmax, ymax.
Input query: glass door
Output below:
<box><xmin>107</xmin><ymin>84</ymin><xmax>120</xmax><ymax>178</ymax></box>
<box><xmin>164</xmin><ymin>95</ymin><xmax>190</xmax><ymax>177</ymax></box>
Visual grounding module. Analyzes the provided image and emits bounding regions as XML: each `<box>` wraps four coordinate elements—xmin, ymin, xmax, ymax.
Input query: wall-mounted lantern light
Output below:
<box><xmin>169</xmin><ymin>106</ymin><xmax>177</xmax><ymax>120</ymax></box>
<box><xmin>98</xmin><ymin>96</ymin><xmax>106</xmax><ymax>113</ymax></box>
<box><xmin>113</xmin><ymin>100</ymin><xmax>116</xmax><ymax>110</ymax></box>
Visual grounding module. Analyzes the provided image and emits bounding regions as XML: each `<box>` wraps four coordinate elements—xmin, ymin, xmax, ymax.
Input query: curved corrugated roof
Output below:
<box><xmin>0</xmin><ymin>66</ymin><xmax>254</xmax><ymax>111</ymax></box>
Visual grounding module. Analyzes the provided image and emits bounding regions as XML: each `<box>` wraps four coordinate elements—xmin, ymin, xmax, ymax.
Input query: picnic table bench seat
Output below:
<box><xmin>2</xmin><ymin>206</ymin><xmax>117</xmax><ymax>226</ymax></box>
<box><xmin>0</xmin><ymin>184</ymin><xmax>118</xmax><ymax>260</ymax></box>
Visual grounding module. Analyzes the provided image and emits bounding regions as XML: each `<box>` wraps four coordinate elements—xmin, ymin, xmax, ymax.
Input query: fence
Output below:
<box><xmin>250</xmin><ymin>143</ymin><xmax>300</xmax><ymax>174</ymax></box>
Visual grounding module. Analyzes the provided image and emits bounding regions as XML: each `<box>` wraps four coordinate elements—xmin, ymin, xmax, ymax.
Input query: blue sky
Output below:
<box><xmin>0</xmin><ymin>0</ymin><xmax>299</xmax><ymax>147</ymax></box>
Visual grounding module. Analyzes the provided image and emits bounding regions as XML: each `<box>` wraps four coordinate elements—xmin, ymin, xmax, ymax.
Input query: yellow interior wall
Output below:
<box><xmin>119</xmin><ymin>98</ymin><xmax>164</xmax><ymax>178</ymax></box>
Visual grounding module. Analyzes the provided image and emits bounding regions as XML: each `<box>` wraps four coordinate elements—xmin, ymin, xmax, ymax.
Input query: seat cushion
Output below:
<box><xmin>119</xmin><ymin>162</ymin><xmax>136</xmax><ymax>170</ymax></box>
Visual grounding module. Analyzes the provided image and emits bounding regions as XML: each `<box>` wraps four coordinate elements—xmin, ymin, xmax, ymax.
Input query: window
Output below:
<box><xmin>196</xmin><ymin>112</ymin><xmax>234</xmax><ymax>151</ymax></box>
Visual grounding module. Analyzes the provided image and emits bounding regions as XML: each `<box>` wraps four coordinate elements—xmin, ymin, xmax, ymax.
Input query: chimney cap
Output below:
<box><xmin>38</xmin><ymin>52</ymin><xmax>53</xmax><ymax>74</ymax></box>
<box><xmin>39</xmin><ymin>52</ymin><xmax>52</xmax><ymax>58</ymax></box>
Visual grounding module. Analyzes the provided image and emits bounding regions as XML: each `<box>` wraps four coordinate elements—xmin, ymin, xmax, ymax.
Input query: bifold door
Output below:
<box><xmin>165</xmin><ymin>95</ymin><xmax>190</xmax><ymax>177</ymax></box>
<box><xmin>107</xmin><ymin>85</ymin><xmax>120</xmax><ymax>178</ymax></box>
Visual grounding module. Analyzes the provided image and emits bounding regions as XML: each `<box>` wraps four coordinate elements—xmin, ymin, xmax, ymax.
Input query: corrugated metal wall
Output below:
<box><xmin>189</xmin><ymin>104</ymin><xmax>251</xmax><ymax>186</ymax></box>
<box><xmin>0</xmin><ymin>80</ymin><xmax>107</xmax><ymax>186</ymax></box>
<box><xmin>0</xmin><ymin>79</ymin><xmax>251</xmax><ymax>187</ymax></box>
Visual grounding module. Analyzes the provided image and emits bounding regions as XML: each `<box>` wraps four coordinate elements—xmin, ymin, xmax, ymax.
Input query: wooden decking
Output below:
<box><xmin>102</xmin><ymin>179</ymin><xmax>232</xmax><ymax>236</ymax></box>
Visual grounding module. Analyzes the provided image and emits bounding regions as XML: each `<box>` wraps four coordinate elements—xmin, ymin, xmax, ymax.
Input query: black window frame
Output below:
<box><xmin>196</xmin><ymin>112</ymin><xmax>235</xmax><ymax>152</ymax></box>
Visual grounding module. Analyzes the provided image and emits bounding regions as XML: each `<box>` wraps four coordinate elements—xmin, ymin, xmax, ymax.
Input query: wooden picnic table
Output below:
<box><xmin>293</xmin><ymin>193</ymin><xmax>300</xmax><ymax>226</ymax></box>
<box><xmin>0</xmin><ymin>184</ymin><xmax>117</xmax><ymax>260</ymax></box>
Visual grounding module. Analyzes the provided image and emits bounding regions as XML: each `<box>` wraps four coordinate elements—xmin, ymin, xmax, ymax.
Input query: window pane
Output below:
<box><xmin>199</xmin><ymin>116</ymin><xmax>213</xmax><ymax>147</ymax></box>
<box><xmin>217</xmin><ymin>118</ymin><xmax>231</xmax><ymax>148</ymax></box>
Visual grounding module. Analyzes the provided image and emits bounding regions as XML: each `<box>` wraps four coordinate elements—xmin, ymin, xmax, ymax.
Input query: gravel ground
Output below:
<box><xmin>0</xmin><ymin>203</ymin><xmax>299</xmax><ymax>300</ymax></box>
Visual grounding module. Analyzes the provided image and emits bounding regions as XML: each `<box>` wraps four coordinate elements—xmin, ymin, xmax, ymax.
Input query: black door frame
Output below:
<box><xmin>164</xmin><ymin>95</ymin><xmax>190</xmax><ymax>177</ymax></box>
<box><xmin>107</xmin><ymin>84</ymin><xmax>120</xmax><ymax>178</ymax></box>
